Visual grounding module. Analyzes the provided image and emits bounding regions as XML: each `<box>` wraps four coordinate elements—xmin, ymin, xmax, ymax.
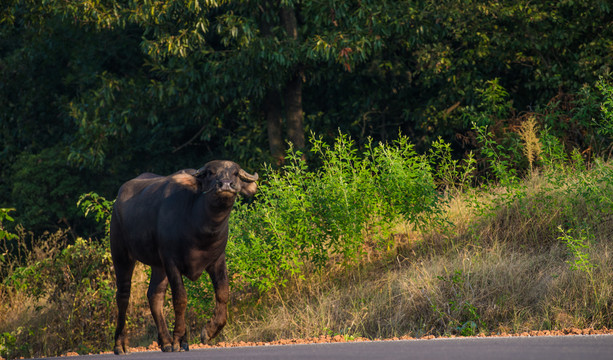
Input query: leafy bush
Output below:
<box><xmin>538</xmin><ymin>77</ymin><xmax>613</xmax><ymax>160</ymax></box>
<box><xmin>77</xmin><ymin>192</ymin><xmax>114</xmax><ymax>237</ymax></box>
<box><xmin>595</xmin><ymin>76</ymin><xmax>613</xmax><ymax>138</ymax></box>
<box><xmin>0</xmin><ymin>232</ymin><xmax>115</xmax><ymax>359</ymax></box>
<box><xmin>0</xmin><ymin>196</ymin><xmax>116</xmax><ymax>358</ymax></box>
<box><xmin>428</xmin><ymin>138</ymin><xmax>477</xmax><ymax>192</ymax></box>
<box><xmin>0</xmin><ymin>209</ymin><xmax>18</xmax><ymax>273</ymax></box>
<box><xmin>0</xmin><ymin>209</ymin><xmax>17</xmax><ymax>241</ymax></box>
<box><xmin>227</xmin><ymin>133</ymin><xmax>442</xmax><ymax>292</ymax></box>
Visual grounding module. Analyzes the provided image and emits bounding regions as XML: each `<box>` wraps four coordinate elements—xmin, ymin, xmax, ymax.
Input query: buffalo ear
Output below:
<box><xmin>238</xmin><ymin>171</ymin><xmax>258</xmax><ymax>197</ymax></box>
<box><xmin>240</xmin><ymin>181</ymin><xmax>257</xmax><ymax>197</ymax></box>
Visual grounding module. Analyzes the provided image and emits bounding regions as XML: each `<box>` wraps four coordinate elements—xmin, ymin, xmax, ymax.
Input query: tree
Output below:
<box><xmin>0</xmin><ymin>2</ymin><xmax>145</xmax><ymax>232</ymax></box>
<box><xmin>1</xmin><ymin>0</ymin><xmax>611</xmax><ymax>234</ymax></box>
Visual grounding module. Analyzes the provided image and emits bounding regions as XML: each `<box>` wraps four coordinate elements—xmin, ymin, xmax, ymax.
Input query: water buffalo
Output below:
<box><xmin>110</xmin><ymin>160</ymin><xmax>258</xmax><ymax>354</ymax></box>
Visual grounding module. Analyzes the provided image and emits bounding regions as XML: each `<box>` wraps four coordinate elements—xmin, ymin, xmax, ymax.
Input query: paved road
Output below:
<box><xmin>41</xmin><ymin>335</ymin><xmax>613</xmax><ymax>360</ymax></box>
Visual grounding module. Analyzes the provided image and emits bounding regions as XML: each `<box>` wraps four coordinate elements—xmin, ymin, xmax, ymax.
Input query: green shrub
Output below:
<box><xmin>227</xmin><ymin>133</ymin><xmax>442</xmax><ymax>293</ymax></box>
<box><xmin>1</xmin><ymin>230</ymin><xmax>115</xmax><ymax>358</ymax></box>
<box><xmin>0</xmin><ymin>209</ymin><xmax>17</xmax><ymax>242</ymax></box>
<box><xmin>0</xmin><ymin>195</ymin><xmax>116</xmax><ymax>359</ymax></box>
<box><xmin>0</xmin><ymin>208</ymin><xmax>18</xmax><ymax>275</ymax></box>
<box><xmin>428</xmin><ymin>137</ymin><xmax>477</xmax><ymax>192</ymax></box>
<box><xmin>77</xmin><ymin>192</ymin><xmax>114</xmax><ymax>238</ymax></box>
<box><xmin>595</xmin><ymin>76</ymin><xmax>613</xmax><ymax>138</ymax></box>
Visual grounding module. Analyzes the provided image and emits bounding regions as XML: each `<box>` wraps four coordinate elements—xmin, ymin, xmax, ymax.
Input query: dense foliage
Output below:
<box><xmin>1</xmin><ymin>0</ymin><xmax>612</xmax><ymax>233</ymax></box>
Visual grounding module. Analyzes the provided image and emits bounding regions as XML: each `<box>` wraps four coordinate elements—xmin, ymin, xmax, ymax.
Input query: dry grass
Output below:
<box><xmin>0</xmin><ymin>233</ymin><xmax>155</xmax><ymax>358</ymax></box>
<box><xmin>517</xmin><ymin>116</ymin><xmax>542</xmax><ymax>172</ymax></box>
<box><xmin>216</xmin><ymin>240</ymin><xmax>612</xmax><ymax>342</ymax></box>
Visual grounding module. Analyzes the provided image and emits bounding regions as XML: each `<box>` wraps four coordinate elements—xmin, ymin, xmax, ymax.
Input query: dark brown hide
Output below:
<box><xmin>110</xmin><ymin>160</ymin><xmax>257</xmax><ymax>354</ymax></box>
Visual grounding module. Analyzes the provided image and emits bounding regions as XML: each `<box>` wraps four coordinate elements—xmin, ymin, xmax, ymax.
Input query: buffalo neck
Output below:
<box><xmin>193</xmin><ymin>192</ymin><xmax>235</xmax><ymax>233</ymax></box>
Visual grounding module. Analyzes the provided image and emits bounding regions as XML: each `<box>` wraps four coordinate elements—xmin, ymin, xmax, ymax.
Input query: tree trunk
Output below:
<box><xmin>260</xmin><ymin>4</ymin><xmax>305</xmax><ymax>161</ymax></box>
<box><xmin>280</xmin><ymin>5</ymin><xmax>304</xmax><ymax>150</ymax></box>
<box><xmin>285</xmin><ymin>74</ymin><xmax>304</xmax><ymax>150</ymax></box>
<box><xmin>280</xmin><ymin>6</ymin><xmax>298</xmax><ymax>40</ymax></box>
<box><xmin>265</xmin><ymin>91</ymin><xmax>285</xmax><ymax>164</ymax></box>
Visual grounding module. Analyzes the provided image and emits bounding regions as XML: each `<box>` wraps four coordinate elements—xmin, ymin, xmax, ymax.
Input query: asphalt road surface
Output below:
<box><xmin>41</xmin><ymin>335</ymin><xmax>613</xmax><ymax>360</ymax></box>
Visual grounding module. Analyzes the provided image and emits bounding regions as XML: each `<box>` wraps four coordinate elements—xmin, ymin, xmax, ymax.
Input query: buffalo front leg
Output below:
<box><xmin>147</xmin><ymin>266</ymin><xmax>172</xmax><ymax>352</ymax></box>
<box><xmin>165</xmin><ymin>264</ymin><xmax>190</xmax><ymax>352</ymax></box>
<box><xmin>201</xmin><ymin>256</ymin><xmax>229</xmax><ymax>343</ymax></box>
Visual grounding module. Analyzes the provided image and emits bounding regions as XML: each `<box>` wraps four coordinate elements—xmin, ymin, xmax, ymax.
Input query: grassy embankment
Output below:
<box><xmin>1</xmin><ymin>122</ymin><xmax>612</xmax><ymax>359</ymax></box>
<box><xmin>223</xmin><ymin>165</ymin><xmax>613</xmax><ymax>342</ymax></box>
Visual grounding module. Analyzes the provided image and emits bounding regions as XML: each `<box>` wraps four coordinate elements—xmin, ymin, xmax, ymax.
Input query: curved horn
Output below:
<box><xmin>193</xmin><ymin>164</ymin><xmax>208</xmax><ymax>178</ymax></box>
<box><xmin>238</xmin><ymin>169</ymin><xmax>258</xmax><ymax>182</ymax></box>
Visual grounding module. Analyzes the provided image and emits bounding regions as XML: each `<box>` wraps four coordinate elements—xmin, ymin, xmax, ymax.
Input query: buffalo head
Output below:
<box><xmin>194</xmin><ymin>160</ymin><xmax>258</xmax><ymax>198</ymax></box>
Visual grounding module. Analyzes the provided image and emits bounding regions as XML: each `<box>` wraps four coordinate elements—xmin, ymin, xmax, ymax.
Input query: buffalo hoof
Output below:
<box><xmin>113</xmin><ymin>345</ymin><xmax>129</xmax><ymax>355</ymax></box>
<box><xmin>200</xmin><ymin>328</ymin><xmax>210</xmax><ymax>344</ymax></box>
<box><xmin>171</xmin><ymin>342</ymin><xmax>188</xmax><ymax>352</ymax></box>
<box><xmin>161</xmin><ymin>344</ymin><xmax>173</xmax><ymax>352</ymax></box>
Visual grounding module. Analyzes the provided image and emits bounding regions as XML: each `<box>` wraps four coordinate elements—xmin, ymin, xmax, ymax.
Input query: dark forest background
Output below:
<box><xmin>1</xmin><ymin>0</ymin><xmax>612</xmax><ymax>236</ymax></box>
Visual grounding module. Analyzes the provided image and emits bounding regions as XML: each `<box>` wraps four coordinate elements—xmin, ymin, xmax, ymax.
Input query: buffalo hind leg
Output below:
<box><xmin>113</xmin><ymin>259</ymin><xmax>135</xmax><ymax>355</ymax></box>
<box><xmin>148</xmin><ymin>266</ymin><xmax>173</xmax><ymax>352</ymax></box>
<box><xmin>201</xmin><ymin>256</ymin><xmax>229</xmax><ymax>343</ymax></box>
